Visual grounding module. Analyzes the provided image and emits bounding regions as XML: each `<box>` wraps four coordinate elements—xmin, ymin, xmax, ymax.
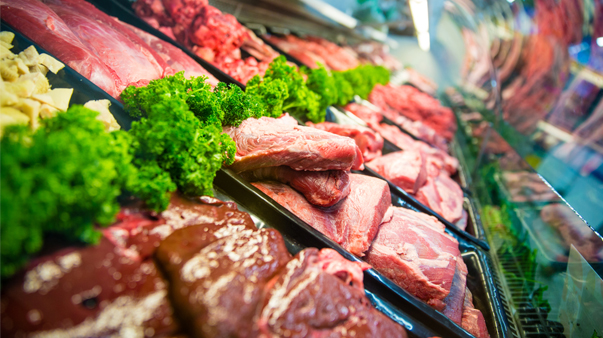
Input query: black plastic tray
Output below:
<box><xmin>86</xmin><ymin>0</ymin><xmax>245</xmax><ymax>89</ymax></box>
<box><xmin>215</xmin><ymin>168</ymin><xmax>511</xmax><ymax>338</ymax></box>
<box><xmin>1</xmin><ymin>22</ymin><xmax>134</xmax><ymax>129</ymax></box>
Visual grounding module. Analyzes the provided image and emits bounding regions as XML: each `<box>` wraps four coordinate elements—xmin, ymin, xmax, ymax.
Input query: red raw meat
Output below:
<box><xmin>253</xmin><ymin>174</ymin><xmax>391</xmax><ymax>257</ymax></box>
<box><xmin>0</xmin><ymin>0</ymin><xmax>120</xmax><ymax>97</ymax></box>
<box><xmin>367</xmin><ymin>150</ymin><xmax>428</xmax><ymax>195</ymax></box>
<box><xmin>224</xmin><ymin>114</ymin><xmax>364</xmax><ymax>173</ymax></box>
<box><xmin>306</xmin><ymin>121</ymin><xmax>384</xmax><ymax>161</ymax></box>
<box><xmin>345</xmin><ymin>102</ymin><xmax>384</xmax><ymax>126</ymax></box>
<box><xmin>442</xmin><ymin>260</ymin><xmax>468</xmax><ymax>325</ymax></box>
<box><xmin>365</xmin><ymin>206</ymin><xmax>461</xmax><ymax>310</ymax></box>
<box><xmin>462</xmin><ymin>289</ymin><xmax>491</xmax><ymax>338</ymax></box>
<box><xmin>44</xmin><ymin>0</ymin><xmax>170</xmax><ymax>91</ymax></box>
<box><xmin>216</xmin><ymin>56</ymin><xmax>270</xmax><ymax>84</ymax></box>
<box><xmin>189</xmin><ymin>5</ymin><xmax>248</xmax><ymax>58</ymax></box>
<box><xmin>122</xmin><ymin>21</ymin><xmax>219</xmax><ymax>86</ymax></box>
<box><xmin>416</xmin><ymin>174</ymin><xmax>464</xmax><ymax>224</ymax></box>
<box><xmin>240</xmin><ymin>166</ymin><xmax>351</xmax><ymax>207</ymax></box>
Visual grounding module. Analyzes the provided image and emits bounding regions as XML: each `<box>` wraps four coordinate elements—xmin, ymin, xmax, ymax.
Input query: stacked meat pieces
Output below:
<box><xmin>227</xmin><ymin>115</ymin><xmax>489</xmax><ymax>337</ymax></box>
<box><xmin>502</xmin><ymin>171</ymin><xmax>560</xmax><ymax>203</ymax></box>
<box><xmin>265</xmin><ymin>34</ymin><xmax>360</xmax><ymax>71</ymax></box>
<box><xmin>369</xmin><ymin>84</ymin><xmax>457</xmax><ymax>142</ymax></box>
<box><xmin>1</xmin><ymin>193</ymin><xmax>406</xmax><ymax>338</ymax></box>
<box><xmin>132</xmin><ymin>0</ymin><xmax>277</xmax><ymax>83</ymax></box>
<box><xmin>0</xmin><ymin>0</ymin><xmax>217</xmax><ymax>98</ymax></box>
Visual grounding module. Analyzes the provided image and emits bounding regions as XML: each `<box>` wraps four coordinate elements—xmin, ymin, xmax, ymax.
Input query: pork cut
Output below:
<box><xmin>462</xmin><ymin>289</ymin><xmax>491</xmax><ymax>338</ymax></box>
<box><xmin>367</xmin><ymin>150</ymin><xmax>428</xmax><ymax>194</ymax></box>
<box><xmin>306</xmin><ymin>121</ymin><xmax>384</xmax><ymax>161</ymax></box>
<box><xmin>44</xmin><ymin>0</ymin><xmax>170</xmax><ymax>91</ymax></box>
<box><xmin>416</xmin><ymin>174</ymin><xmax>464</xmax><ymax>224</ymax></box>
<box><xmin>365</xmin><ymin>206</ymin><xmax>460</xmax><ymax>310</ymax></box>
<box><xmin>224</xmin><ymin>114</ymin><xmax>364</xmax><ymax>173</ymax></box>
<box><xmin>253</xmin><ymin>174</ymin><xmax>391</xmax><ymax>257</ymax></box>
<box><xmin>0</xmin><ymin>0</ymin><xmax>120</xmax><ymax>97</ymax></box>
<box><xmin>240</xmin><ymin>166</ymin><xmax>351</xmax><ymax>207</ymax></box>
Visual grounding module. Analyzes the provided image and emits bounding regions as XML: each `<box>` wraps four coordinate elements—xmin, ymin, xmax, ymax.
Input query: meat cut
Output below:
<box><xmin>367</xmin><ymin>150</ymin><xmax>428</xmax><ymax>194</ymax></box>
<box><xmin>416</xmin><ymin>174</ymin><xmax>464</xmax><ymax>224</ymax></box>
<box><xmin>224</xmin><ymin>114</ymin><xmax>364</xmax><ymax>173</ymax></box>
<box><xmin>122</xmin><ymin>21</ymin><xmax>219</xmax><ymax>85</ymax></box>
<box><xmin>241</xmin><ymin>166</ymin><xmax>351</xmax><ymax>208</ymax></box>
<box><xmin>462</xmin><ymin>289</ymin><xmax>491</xmax><ymax>338</ymax></box>
<box><xmin>365</xmin><ymin>206</ymin><xmax>461</xmax><ymax>310</ymax></box>
<box><xmin>253</xmin><ymin>174</ymin><xmax>391</xmax><ymax>257</ymax></box>
<box><xmin>306</xmin><ymin>121</ymin><xmax>384</xmax><ymax>161</ymax></box>
<box><xmin>44</xmin><ymin>0</ymin><xmax>171</xmax><ymax>91</ymax></box>
<box><xmin>0</xmin><ymin>0</ymin><xmax>120</xmax><ymax>97</ymax></box>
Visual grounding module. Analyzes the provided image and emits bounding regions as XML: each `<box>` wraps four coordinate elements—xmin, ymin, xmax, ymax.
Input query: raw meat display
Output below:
<box><xmin>461</xmin><ymin>289</ymin><xmax>491</xmax><ymax>338</ymax></box>
<box><xmin>265</xmin><ymin>34</ymin><xmax>360</xmax><ymax>71</ymax></box>
<box><xmin>502</xmin><ymin>171</ymin><xmax>560</xmax><ymax>203</ymax></box>
<box><xmin>224</xmin><ymin>114</ymin><xmax>364</xmax><ymax>173</ymax></box>
<box><xmin>0</xmin><ymin>0</ymin><xmax>120</xmax><ymax>97</ymax></box>
<box><xmin>306</xmin><ymin>121</ymin><xmax>384</xmax><ymax>161</ymax></box>
<box><xmin>350</xmin><ymin>41</ymin><xmax>402</xmax><ymax>71</ymax></box>
<box><xmin>122</xmin><ymin>21</ymin><xmax>219</xmax><ymax>85</ymax></box>
<box><xmin>2</xmin><ymin>193</ymin><xmax>407</xmax><ymax>337</ymax></box>
<box><xmin>416</xmin><ymin>174</ymin><xmax>464</xmax><ymax>225</ymax></box>
<box><xmin>365</xmin><ymin>206</ymin><xmax>464</xmax><ymax>310</ymax></box>
<box><xmin>44</xmin><ymin>0</ymin><xmax>172</xmax><ymax>89</ymax></box>
<box><xmin>369</xmin><ymin>84</ymin><xmax>457</xmax><ymax>141</ymax></box>
<box><xmin>367</xmin><ymin>150</ymin><xmax>428</xmax><ymax>194</ymax></box>
<box><xmin>132</xmin><ymin>0</ymin><xmax>273</xmax><ymax>83</ymax></box>
<box><xmin>240</xmin><ymin>166</ymin><xmax>351</xmax><ymax>207</ymax></box>
<box><xmin>253</xmin><ymin>174</ymin><xmax>391</xmax><ymax>257</ymax></box>
<box><xmin>442</xmin><ymin>262</ymin><xmax>468</xmax><ymax>325</ymax></box>
<box><xmin>240</xmin><ymin>27</ymin><xmax>280</xmax><ymax>62</ymax></box>
<box><xmin>541</xmin><ymin>203</ymin><xmax>603</xmax><ymax>261</ymax></box>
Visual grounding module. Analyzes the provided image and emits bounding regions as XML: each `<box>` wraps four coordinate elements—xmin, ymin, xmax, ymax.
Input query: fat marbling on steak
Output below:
<box><xmin>224</xmin><ymin>114</ymin><xmax>364</xmax><ymax>173</ymax></box>
<box><xmin>252</xmin><ymin>174</ymin><xmax>391</xmax><ymax>257</ymax></box>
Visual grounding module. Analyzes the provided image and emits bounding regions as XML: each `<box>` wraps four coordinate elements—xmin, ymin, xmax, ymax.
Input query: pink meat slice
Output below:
<box><xmin>367</xmin><ymin>150</ymin><xmax>428</xmax><ymax>195</ymax></box>
<box><xmin>44</xmin><ymin>0</ymin><xmax>170</xmax><ymax>91</ymax></box>
<box><xmin>415</xmin><ymin>174</ymin><xmax>464</xmax><ymax>224</ymax></box>
<box><xmin>462</xmin><ymin>289</ymin><xmax>491</xmax><ymax>338</ymax></box>
<box><xmin>306</xmin><ymin>121</ymin><xmax>384</xmax><ymax>161</ymax></box>
<box><xmin>252</xmin><ymin>174</ymin><xmax>391</xmax><ymax>257</ymax></box>
<box><xmin>240</xmin><ymin>166</ymin><xmax>351</xmax><ymax>208</ymax></box>
<box><xmin>121</xmin><ymin>21</ymin><xmax>219</xmax><ymax>86</ymax></box>
<box><xmin>345</xmin><ymin>103</ymin><xmax>383</xmax><ymax>126</ymax></box>
<box><xmin>224</xmin><ymin>114</ymin><xmax>364</xmax><ymax>173</ymax></box>
<box><xmin>365</xmin><ymin>206</ymin><xmax>460</xmax><ymax>310</ymax></box>
<box><xmin>0</xmin><ymin>0</ymin><xmax>119</xmax><ymax>97</ymax></box>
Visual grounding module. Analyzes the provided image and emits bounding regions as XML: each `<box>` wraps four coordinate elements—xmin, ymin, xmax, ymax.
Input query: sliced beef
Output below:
<box><xmin>44</xmin><ymin>0</ymin><xmax>170</xmax><ymax>90</ymax></box>
<box><xmin>461</xmin><ymin>289</ymin><xmax>491</xmax><ymax>338</ymax></box>
<box><xmin>306</xmin><ymin>121</ymin><xmax>384</xmax><ymax>161</ymax></box>
<box><xmin>240</xmin><ymin>166</ymin><xmax>351</xmax><ymax>207</ymax></box>
<box><xmin>0</xmin><ymin>193</ymin><xmax>254</xmax><ymax>338</ymax></box>
<box><xmin>415</xmin><ymin>174</ymin><xmax>464</xmax><ymax>224</ymax></box>
<box><xmin>367</xmin><ymin>150</ymin><xmax>428</xmax><ymax>194</ymax></box>
<box><xmin>0</xmin><ymin>0</ymin><xmax>120</xmax><ymax>97</ymax></box>
<box><xmin>253</xmin><ymin>174</ymin><xmax>391</xmax><ymax>257</ymax></box>
<box><xmin>259</xmin><ymin>248</ymin><xmax>406</xmax><ymax>338</ymax></box>
<box><xmin>122</xmin><ymin>21</ymin><xmax>219</xmax><ymax>85</ymax></box>
<box><xmin>365</xmin><ymin>206</ymin><xmax>460</xmax><ymax>310</ymax></box>
<box><xmin>224</xmin><ymin>114</ymin><xmax>364</xmax><ymax>173</ymax></box>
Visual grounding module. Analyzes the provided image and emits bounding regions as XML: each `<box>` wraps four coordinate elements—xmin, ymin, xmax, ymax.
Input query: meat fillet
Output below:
<box><xmin>253</xmin><ymin>174</ymin><xmax>391</xmax><ymax>256</ymax></box>
<box><xmin>240</xmin><ymin>166</ymin><xmax>351</xmax><ymax>207</ymax></box>
<box><xmin>415</xmin><ymin>174</ymin><xmax>464</xmax><ymax>224</ymax></box>
<box><xmin>367</xmin><ymin>150</ymin><xmax>428</xmax><ymax>194</ymax></box>
<box><xmin>306</xmin><ymin>121</ymin><xmax>384</xmax><ymax>161</ymax></box>
<box><xmin>225</xmin><ymin>114</ymin><xmax>364</xmax><ymax>173</ymax></box>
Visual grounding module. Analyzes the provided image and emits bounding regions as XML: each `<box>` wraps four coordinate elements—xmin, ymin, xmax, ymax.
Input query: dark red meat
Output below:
<box><xmin>240</xmin><ymin>166</ymin><xmax>351</xmax><ymax>207</ymax></box>
<box><xmin>365</xmin><ymin>206</ymin><xmax>462</xmax><ymax>311</ymax></box>
<box><xmin>224</xmin><ymin>114</ymin><xmax>364</xmax><ymax>173</ymax></box>
<box><xmin>253</xmin><ymin>174</ymin><xmax>391</xmax><ymax>257</ymax></box>
<box><xmin>307</xmin><ymin>121</ymin><xmax>384</xmax><ymax>161</ymax></box>
<box><xmin>0</xmin><ymin>0</ymin><xmax>120</xmax><ymax>97</ymax></box>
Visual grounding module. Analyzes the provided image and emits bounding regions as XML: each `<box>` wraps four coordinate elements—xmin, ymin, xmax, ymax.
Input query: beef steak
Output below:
<box><xmin>306</xmin><ymin>121</ymin><xmax>383</xmax><ymax>161</ymax></box>
<box><xmin>367</xmin><ymin>149</ymin><xmax>428</xmax><ymax>194</ymax></box>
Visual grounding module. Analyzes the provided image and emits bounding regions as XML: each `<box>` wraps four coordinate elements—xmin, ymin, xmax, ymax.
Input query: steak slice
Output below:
<box><xmin>367</xmin><ymin>149</ymin><xmax>428</xmax><ymax>194</ymax></box>
<box><xmin>415</xmin><ymin>174</ymin><xmax>464</xmax><ymax>224</ymax></box>
<box><xmin>253</xmin><ymin>174</ymin><xmax>391</xmax><ymax>257</ymax></box>
<box><xmin>259</xmin><ymin>248</ymin><xmax>407</xmax><ymax>338</ymax></box>
<box><xmin>365</xmin><ymin>206</ymin><xmax>460</xmax><ymax>310</ymax></box>
<box><xmin>306</xmin><ymin>121</ymin><xmax>384</xmax><ymax>161</ymax></box>
<box><xmin>240</xmin><ymin>166</ymin><xmax>351</xmax><ymax>207</ymax></box>
<box><xmin>225</xmin><ymin>114</ymin><xmax>364</xmax><ymax>173</ymax></box>
<box><xmin>462</xmin><ymin>289</ymin><xmax>491</xmax><ymax>338</ymax></box>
